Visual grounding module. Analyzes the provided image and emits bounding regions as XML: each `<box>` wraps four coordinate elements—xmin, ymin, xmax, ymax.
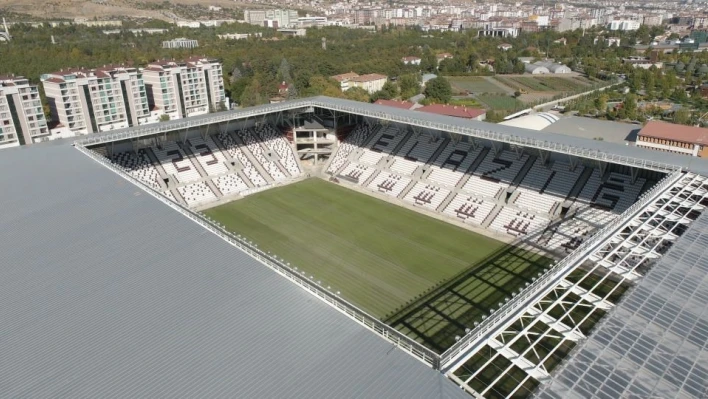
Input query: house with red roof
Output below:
<box><xmin>374</xmin><ymin>99</ymin><xmax>415</xmax><ymax>110</ymax></box>
<box><xmin>416</xmin><ymin>104</ymin><xmax>487</xmax><ymax>121</ymax></box>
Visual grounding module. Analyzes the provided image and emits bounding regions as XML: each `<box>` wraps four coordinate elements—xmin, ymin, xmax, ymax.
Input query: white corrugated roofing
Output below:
<box><xmin>499</xmin><ymin>112</ymin><xmax>561</xmax><ymax>131</ymax></box>
<box><xmin>0</xmin><ymin>144</ymin><xmax>467</xmax><ymax>398</ymax></box>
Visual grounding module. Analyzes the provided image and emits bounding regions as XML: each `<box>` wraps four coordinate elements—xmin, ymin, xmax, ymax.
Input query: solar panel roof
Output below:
<box><xmin>535</xmin><ymin>210</ymin><xmax>708</xmax><ymax>399</ymax></box>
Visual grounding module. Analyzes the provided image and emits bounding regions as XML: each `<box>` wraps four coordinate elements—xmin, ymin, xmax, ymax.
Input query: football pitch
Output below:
<box><xmin>206</xmin><ymin>179</ymin><xmax>550</xmax><ymax>330</ymax></box>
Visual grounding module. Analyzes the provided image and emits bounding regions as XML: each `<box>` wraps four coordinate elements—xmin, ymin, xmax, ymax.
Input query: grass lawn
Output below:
<box><xmin>477</xmin><ymin>94</ymin><xmax>525</xmax><ymax>111</ymax></box>
<box><xmin>205</xmin><ymin>179</ymin><xmax>549</xmax><ymax>330</ymax></box>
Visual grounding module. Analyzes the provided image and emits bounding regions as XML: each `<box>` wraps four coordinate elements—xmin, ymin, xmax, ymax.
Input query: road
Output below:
<box><xmin>533</xmin><ymin>79</ymin><xmax>624</xmax><ymax>112</ymax></box>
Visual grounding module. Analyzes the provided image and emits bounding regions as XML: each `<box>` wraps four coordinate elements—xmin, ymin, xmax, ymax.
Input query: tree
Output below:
<box><xmin>240</xmin><ymin>75</ymin><xmax>266</xmax><ymax>106</ymax></box>
<box><xmin>278</xmin><ymin>58</ymin><xmax>293</xmax><ymax>84</ymax></box>
<box><xmin>673</xmin><ymin>108</ymin><xmax>691</xmax><ymax>125</ymax></box>
<box><xmin>623</xmin><ymin>93</ymin><xmax>638</xmax><ymax>120</ymax></box>
<box><xmin>159</xmin><ymin>114</ymin><xmax>170</xmax><ymax>122</ymax></box>
<box><xmin>399</xmin><ymin>73</ymin><xmax>421</xmax><ymax>100</ymax></box>
<box><xmin>514</xmin><ymin>90</ymin><xmax>522</xmax><ymax>98</ymax></box>
<box><xmin>302</xmin><ymin>76</ymin><xmax>343</xmax><ymax>98</ymax></box>
<box><xmin>343</xmin><ymin>87</ymin><xmax>370</xmax><ymax>103</ymax></box>
<box><xmin>420</xmin><ymin>49</ymin><xmax>438</xmax><ymax>73</ymax></box>
<box><xmin>423</xmin><ymin>76</ymin><xmax>452</xmax><ymax>103</ymax></box>
<box><xmin>371</xmin><ymin>80</ymin><xmax>397</xmax><ymax>101</ymax></box>
<box><xmin>594</xmin><ymin>94</ymin><xmax>608</xmax><ymax>113</ymax></box>
<box><xmin>229</xmin><ymin>77</ymin><xmax>251</xmax><ymax>105</ymax></box>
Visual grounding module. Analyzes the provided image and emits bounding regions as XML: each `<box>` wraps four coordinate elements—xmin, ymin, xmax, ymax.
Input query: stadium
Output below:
<box><xmin>1</xmin><ymin>96</ymin><xmax>707</xmax><ymax>398</ymax></box>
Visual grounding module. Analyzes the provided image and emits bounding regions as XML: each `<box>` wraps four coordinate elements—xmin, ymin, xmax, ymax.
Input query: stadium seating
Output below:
<box><xmin>390</xmin><ymin>158</ymin><xmax>419</xmax><ymax>176</ymax></box>
<box><xmin>327</xmin><ymin>124</ymin><xmax>377</xmax><ymax>175</ymax></box>
<box><xmin>340</xmin><ymin>163</ymin><xmax>376</xmax><ymax>184</ymax></box>
<box><xmin>371</xmin><ymin>125</ymin><xmax>406</xmax><ymax>153</ymax></box>
<box><xmin>187</xmin><ymin>137</ymin><xmax>229</xmax><ymax>176</ymax></box>
<box><xmin>107</xmin><ymin>127</ymin><xmax>302</xmax><ymax>208</ymax></box>
<box><xmin>213</xmin><ymin>174</ymin><xmax>249</xmax><ymax>196</ymax></box>
<box><xmin>152</xmin><ymin>142</ymin><xmax>202</xmax><ymax>183</ymax></box>
<box><xmin>111</xmin><ymin>150</ymin><xmax>162</xmax><ymax>191</ymax></box>
<box><xmin>255</xmin><ymin>124</ymin><xmax>301</xmax><ymax>176</ymax></box>
<box><xmin>368</xmin><ymin>172</ymin><xmax>411</xmax><ymax>198</ymax></box>
<box><xmin>489</xmin><ymin>207</ymin><xmax>549</xmax><ymax>237</ymax></box>
<box><xmin>396</xmin><ymin>134</ymin><xmax>444</xmax><ymax>162</ymax></box>
<box><xmin>217</xmin><ymin>132</ymin><xmax>268</xmax><ymax>187</ymax></box>
<box><xmin>403</xmin><ymin>182</ymin><xmax>451</xmax><ymax>211</ymax></box>
<box><xmin>327</xmin><ymin>125</ymin><xmax>650</xmax><ymax>248</ymax></box>
<box><xmin>443</xmin><ymin>194</ymin><xmax>496</xmax><ymax>226</ymax></box>
<box><xmin>239</xmin><ymin>129</ymin><xmax>288</xmax><ymax>181</ymax></box>
<box><xmin>428</xmin><ymin>144</ymin><xmax>484</xmax><ymax>188</ymax></box>
<box><xmin>360</xmin><ymin>148</ymin><xmax>386</xmax><ymax>166</ymax></box>
<box><xmin>474</xmin><ymin>150</ymin><xmax>529</xmax><ymax>183</ymax></box>
<box><xmin>177</xmin><ymin>181</ymin><xmax>217</xmax><ymax>206</ymax></box>
<box><xmin>109</xmin><ymin>121</ymin><xmax>651</xmax><ymax>247</ymax></box>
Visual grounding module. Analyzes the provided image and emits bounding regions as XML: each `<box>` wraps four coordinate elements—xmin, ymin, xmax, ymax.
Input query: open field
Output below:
<box><xmin>495</xmin><ymin>76</ymin><xmax>591</xmax><ymax>93</ymax></box>
<box><xmin>477</xmin><ymin>94</ymin><xmax>525</xmax><ymax>111</ymax></box>
<box><xmin>205</xmin><ymin>179</ymin><xmax>550</xmax><ymax>333</ymax></box>
<box><xmin>447</xmin><ymin>76</ymin><xmax>509</xmax><ymax>94</ymax></box>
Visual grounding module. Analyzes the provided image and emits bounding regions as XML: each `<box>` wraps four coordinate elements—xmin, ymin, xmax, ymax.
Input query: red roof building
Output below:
<box><xmin>374</xmin><ymin>99</ymin><xmax>415</xmax><ymax>110</ymax></box>
<box><xmin>417</xmin><ymin>104</ymin><xmax>487</xmax><ymax>121</ymax></box>
<box><xmin>637</xmin><ymin>120</ymin><xmax>708</xmax><ymax>157</ymax></box>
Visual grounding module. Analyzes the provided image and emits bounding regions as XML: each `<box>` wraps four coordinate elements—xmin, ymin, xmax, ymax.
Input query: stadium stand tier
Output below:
<box><xmin>109</xmin><ymin>125</ymin><xmax>304</xmax><ymax>208</ymax></box>
<box><xmin>326</xmin><ymin>121</ymin><xmax>652</xmax><ymax>252</ymax></box>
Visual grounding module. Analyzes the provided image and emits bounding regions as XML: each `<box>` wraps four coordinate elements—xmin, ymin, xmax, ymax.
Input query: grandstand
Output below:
<box><xmin>1</xmin><ymin>97</ymin><xmax>708</xmax><ymax>398</ymax></box>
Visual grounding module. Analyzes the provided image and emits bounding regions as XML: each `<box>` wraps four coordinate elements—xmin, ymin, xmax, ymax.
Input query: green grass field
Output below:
<box><xmin>446</xmin><ymin>76</ymin><xmax>508</xmax><ymax>94</ymax></box>
<box><xmin>205</xmin><ymin>179</ymin><xmax>550</xmax><ymax>337</ymax></box>
<box><xmin>477</xmin><ymin>94</ymin><xmax>525</xmax><ymax>111</ymax></box>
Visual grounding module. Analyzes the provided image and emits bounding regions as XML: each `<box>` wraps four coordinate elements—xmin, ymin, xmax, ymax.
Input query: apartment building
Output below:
<box><xmin>0</xmin><ymin>76</ymin><xmax>48</xmax><ymax>148</ymax></box>
<box><xmin>244</xmin><ymin>9</ymin><xmax>298</xmax><ymax>28</ymax></box>
<box><xmin>331</xmin><ymin>72</ymin><xmax>360</xmax><ymax>91</ymax></box>
<box><xmin>609</xmin><ymin>19</ymin><xmax>641</xmax><ymax>31</ymax></box>
<box><xmin>162</xmin><ymin>38</ymin><xmax>199</xmax><ymax>49</ymax></box>
<box><xmin>143</xmin><ymin>57</ymin><xmax>228</xmax><ymax>120</ymax></box>
<box><xmin>41</xmin><ymin>66</ymin><xmax>153</xmax><ymax>137</ymax></box>
<box><xmin>349</xmin><ymin>74</ymin><xmax>388</xmax><ymax>94</ymax></box>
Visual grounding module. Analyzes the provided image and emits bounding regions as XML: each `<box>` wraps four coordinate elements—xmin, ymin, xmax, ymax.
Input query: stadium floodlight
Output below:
<box><xmin>336</xmin><ymin>291</ymin><xmax>340</xmax><ymax>295</ymax></box>
<box><xmin>465</xmin><ymin>328</ymin><xmax>471</xmax><ymax>334</ymax></box>
<box><xmin>455</xmin><ymin>336</ymin><xmax>461</xmax><ymax>341</ymax></box>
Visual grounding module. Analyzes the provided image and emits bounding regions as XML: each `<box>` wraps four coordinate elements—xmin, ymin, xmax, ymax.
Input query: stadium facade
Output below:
<box><xmin>1</xmin><ymin>96</ymin><xmax>707</xmax><ymax>398</ymax></box>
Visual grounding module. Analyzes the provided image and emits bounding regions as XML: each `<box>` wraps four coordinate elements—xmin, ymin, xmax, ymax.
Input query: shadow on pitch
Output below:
<box><xmin>381</xmin><ymin>219</ymin><xmax>571</xmax><ymax>353</ymax></box>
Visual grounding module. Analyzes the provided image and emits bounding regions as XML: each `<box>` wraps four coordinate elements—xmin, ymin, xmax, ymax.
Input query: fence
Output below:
<box><xmin>75</xmin><ymin>144</ymin><xmax>441</xmax><ymax>369</ymax></box>
<box><xmin>438</xmin><ymin>169</ymin><xmax>684</xmax><ymax>369</ymax></box>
